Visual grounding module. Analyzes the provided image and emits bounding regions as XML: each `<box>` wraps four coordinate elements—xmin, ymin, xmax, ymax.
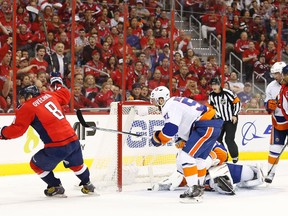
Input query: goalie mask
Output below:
<box><xmin>19</xmin><ymin>85</ymin><xmax>40</xmax><ymax>100</ymax></box>
<box><xmin>150</xmin><ymin>86</ymin><xmax>170</xmax><ymax>108</ymax></box>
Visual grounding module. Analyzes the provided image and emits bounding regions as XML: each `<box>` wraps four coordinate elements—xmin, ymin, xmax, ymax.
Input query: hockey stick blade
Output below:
<box><xmin>76</xmin><ymin>109</ymin><xmax>91</xmax><ymax>128</ymax></box>
<box><xmin>76</xmin><ymin>109</ymin><xmax>146</xmax><ymax>137</ymax></box>
<box><xmin>26</xmin><ymin>6</ymin><xmax>39</xmax><ymax>15</ymax></box>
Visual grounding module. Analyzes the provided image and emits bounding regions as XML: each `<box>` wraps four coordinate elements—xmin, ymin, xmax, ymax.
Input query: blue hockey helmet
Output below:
<box><xmin>282</xmin><ymin>65</ymin><xmax>288</xmax><ymax>75</ymax></box>
<box><xmin>19</xmin><ymin>85</ymin><xmax>40</xmax><ymax>100</ymax></box>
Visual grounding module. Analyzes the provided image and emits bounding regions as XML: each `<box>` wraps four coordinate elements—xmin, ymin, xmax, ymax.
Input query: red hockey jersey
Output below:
<box><xmin>2</xmin><ymin>87</ymin><xmax>78</xmax><ymax>147</ymax></box>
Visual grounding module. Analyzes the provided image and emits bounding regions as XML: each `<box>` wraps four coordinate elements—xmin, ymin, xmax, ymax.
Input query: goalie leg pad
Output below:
<box><xmin>151</xmin><ymin>171</ymin><xmax>184</xmax><ymax>191</ymax></box>
<box><xmin>208</xmin><ymin>164</ymin><xmax>235</xmax><ymax>195</ymax></box>
<box><xmin>237</xmin><ymin>164</ymin><xmax>264</xmax><ymax>188</ymax></box>
<box><xmin>208</xmin><ymin>163</ymin><xmax>231</xmax><ymax>179</ymax></box>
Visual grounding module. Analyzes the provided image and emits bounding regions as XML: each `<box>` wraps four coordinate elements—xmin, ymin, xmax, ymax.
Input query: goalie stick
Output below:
<box><xmin>76</xmin><ymin>109</ymin><xmax>147</xmax><ymax>137</ymax></box>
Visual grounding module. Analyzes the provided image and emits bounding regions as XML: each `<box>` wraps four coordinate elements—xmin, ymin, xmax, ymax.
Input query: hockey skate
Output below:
<box><xmin>81</xmin><ymin>181</ymin><xmax>96</xmax><ymax>195</ymax></box>
<box><xmin>44</xmin><ymin>185</ymin><xmax>67</xmax><ymax>198</ymax></box>
<box><xmin>264</xmin><ymin>172</ymin><xmax>275</xmax><ymax>184</ymax></box>
<box><xmin>179</xmin><ymin>185</ymin><xmax>204</xmax><ymax>203</ymax></box>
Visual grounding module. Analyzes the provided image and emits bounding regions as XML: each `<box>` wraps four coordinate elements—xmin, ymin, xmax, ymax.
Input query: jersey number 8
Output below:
<box><xmin>44</xmin><ymin>101</ymin><xmax>65</xmax><ymax>120</ymax></box>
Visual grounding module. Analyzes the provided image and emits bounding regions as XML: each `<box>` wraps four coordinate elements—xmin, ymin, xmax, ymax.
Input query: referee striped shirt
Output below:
<box><xmin>208</xmin><ymin>88</ymin><xmax>241</xmax><ymax>121</ymax></box>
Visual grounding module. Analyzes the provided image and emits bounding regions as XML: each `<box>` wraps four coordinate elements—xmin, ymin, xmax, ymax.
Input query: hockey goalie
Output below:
<box><xmin>150</xmin><ymin>141</ymin><xmax>264</xmax><ymax>195</ymax></box>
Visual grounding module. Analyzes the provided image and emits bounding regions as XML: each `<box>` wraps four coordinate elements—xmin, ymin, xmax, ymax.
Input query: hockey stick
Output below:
<box><xmin>76</xmin><ymin>109</ymin><xmax>147</xmax><ymax>137</ymax></box>
<box><xmin>267</xmin><ymin>141</ymin><xmax>288</xmax><ymax>176</ymax></box>
<box><xmin>26</xmin><ymin>6</ymin><xmax>55</xmax><ymax>72</ymax></box>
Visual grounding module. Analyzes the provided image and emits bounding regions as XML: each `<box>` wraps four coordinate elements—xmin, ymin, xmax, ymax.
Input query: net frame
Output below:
<box><xmin>117</xmin><ymin>101</ymin><xmax>152</xmax><ymax>191</ymax></box>
<box><xmin>90</xmin><ymin>101</ymin><xmax>177</xmax><ymax>192</ymax></box>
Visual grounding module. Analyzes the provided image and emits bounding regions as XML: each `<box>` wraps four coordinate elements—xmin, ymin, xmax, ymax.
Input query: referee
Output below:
<box><xmin>207</xmin><ymin>77</ymin><xmax>241</xmax><ymax>163</ymax></box>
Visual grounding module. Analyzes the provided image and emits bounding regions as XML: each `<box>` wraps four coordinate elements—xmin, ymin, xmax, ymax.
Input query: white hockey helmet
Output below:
<box><xmin>270</xmin><ymin>61</ymin><xmax>287</xmax><ymax>74</ymax></box>
<box><xmin>150</xmin><ymin>86</ymin><xmax>170</xmax><ymax>107</ymax></box>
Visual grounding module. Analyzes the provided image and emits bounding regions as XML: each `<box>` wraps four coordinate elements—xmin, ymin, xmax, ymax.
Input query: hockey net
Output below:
<box><xmin>89</xmin><ymin>101</ymin><xmax>178</xmax><ymax>191</ymax></box>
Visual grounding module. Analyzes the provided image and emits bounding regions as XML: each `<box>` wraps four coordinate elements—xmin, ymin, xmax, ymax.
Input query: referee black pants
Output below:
<box><xmin>217</xmin><ymin>120</ymin><xmax>239</xmax><ymax>159</ymax></box>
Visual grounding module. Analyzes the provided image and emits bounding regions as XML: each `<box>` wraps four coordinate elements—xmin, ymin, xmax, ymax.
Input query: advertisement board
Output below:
<box><xmin>0</xmin><ymin>114</ymin><xmax>283</xmax><ymax>176</ymax></box>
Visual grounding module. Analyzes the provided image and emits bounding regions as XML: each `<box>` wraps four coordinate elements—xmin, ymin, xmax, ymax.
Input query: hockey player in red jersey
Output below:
<box><xmin>0</xmin><ymin>75</ymin><xmax>96</xmax><ymax>197</ymax></box>
<box><xmin>279</xmin><ymin>65</ymin><xmax>288</xmax><ymax>120</ymax></box>
<box><xmin>276</xmin><ymin>65</ymin><xmax>288</xmax><ymax>173</ymax></box>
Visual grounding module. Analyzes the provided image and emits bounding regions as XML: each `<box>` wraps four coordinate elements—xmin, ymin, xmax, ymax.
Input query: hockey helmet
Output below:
<box><xmin>282</xmin><ymin>65</ymin><xmax>288</xmax><ymax>75</ymax></box>
<box><xmin>150</xmin><ymin>86</ymin><xmax>170</xmax><ymax>107</ymax></box>
<box><xmin>270</xmin><ymin>62</ymin><xmax>287</xmax><ymax>74</ymax></box>
<box><xmin>19</xmin><ymin>85</ymin><xmax>40</xmax><ymax>100</ymax></box>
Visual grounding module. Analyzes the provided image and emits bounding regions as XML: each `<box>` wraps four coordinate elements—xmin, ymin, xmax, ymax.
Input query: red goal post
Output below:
<box><xmin>89</xmin><ymin>101</ymin><xmax>178</xmax><ymax>192</ymax></box>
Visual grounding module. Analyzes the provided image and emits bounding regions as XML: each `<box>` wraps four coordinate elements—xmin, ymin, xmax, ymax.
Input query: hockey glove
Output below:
<box><xmin>266</xmin><ymin>99</ymin><xmax>277</xmax><ymax>113</ymax></box>
<box><xmin>50</xmin><ymin>71</ymin><xmax>61</xmax><ymax>78</ymax></box>
<box><xmin>50</xmin><ymin>77</ymin><xmax>64</xmax><ymax>90</ymax></box>
<box><xmin>151</xmin><ymin>130</ymin><xmax>162</xmax><ymax>147</ymax></box>
<box><xmin>175</xmin><ymin>138</ymin><xmax>186</xmax><ymax>149</ymax></box>
<box><xmin>50</xmin><ymin>76</ymin><xmax>63</xmax><ymax>86</ymax></box>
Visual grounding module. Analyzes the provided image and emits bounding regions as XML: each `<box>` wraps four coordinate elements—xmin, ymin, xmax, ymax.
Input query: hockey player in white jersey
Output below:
<box><xmin>264</xmin><ymin>61</ymin><xmax>288</xmax><ymax>184</ymax></box>
<box><xmin>150</xmin><ymin>86</ymin><xmax>223</xmax><ymax>203</ymax></box>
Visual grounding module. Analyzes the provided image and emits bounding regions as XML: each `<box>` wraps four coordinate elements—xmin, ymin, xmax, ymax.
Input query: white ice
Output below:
<box><xmin>0</xmin><ymin>160</ymin><xmax>288</xmax><ymax>216</ymax></box>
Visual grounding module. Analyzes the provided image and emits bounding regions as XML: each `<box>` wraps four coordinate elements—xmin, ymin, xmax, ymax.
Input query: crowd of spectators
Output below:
<box><xmin>0</xmin><ymin>0</ymin><xmax>287</xmax><ymax>113</ymax></box>
<box><xmin>186</xmin><ymin>0</ymin><xmax>288</xmax><ymax>112</ymax></box>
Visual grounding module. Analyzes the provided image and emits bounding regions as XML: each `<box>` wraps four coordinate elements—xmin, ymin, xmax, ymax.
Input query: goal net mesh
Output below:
<box><xmin>89</xmin><ymin>102</ymin><xmax>178</xmax><ymax>191</ymax></box>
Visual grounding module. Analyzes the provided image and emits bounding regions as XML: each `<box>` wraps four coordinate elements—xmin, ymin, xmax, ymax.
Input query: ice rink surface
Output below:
<box><xmin>1</xmin><ymin>160</ymin><xmax>288</xmax><ymax>216</ymax></box>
